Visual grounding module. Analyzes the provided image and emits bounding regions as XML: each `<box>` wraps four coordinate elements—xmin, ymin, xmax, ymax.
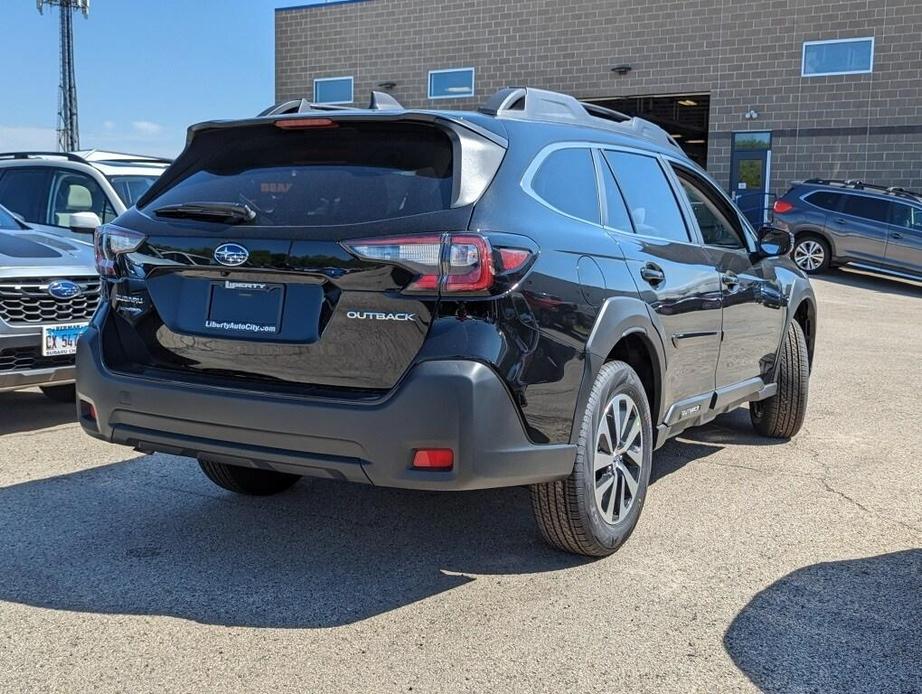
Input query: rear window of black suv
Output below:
<box><xmin>141</xmin><ymin>122</ymin><xmax>454</xmax><ymax>226</ymax></box>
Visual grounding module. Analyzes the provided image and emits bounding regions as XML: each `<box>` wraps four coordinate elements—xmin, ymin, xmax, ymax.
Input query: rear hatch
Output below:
<box><xmin>100</xmin><ymin>115</ymin><xmax>505</xmax><ymax>394</ymax></box>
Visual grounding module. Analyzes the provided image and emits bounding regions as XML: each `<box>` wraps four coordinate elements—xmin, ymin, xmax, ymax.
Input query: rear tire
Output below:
<box><xmin>530</xmin><ymin>360</ymin><xmax>653</xmax><ymax>558</ymax></box>
<box><xmin>750</xmin><ymin>320</ymin><xmax>809</xmax><ymax>439</ymax></box>
<box><xmin>791</xmin><ymin>234</ymin><xmax>830</xmax><ymax>274</ymax></box>
<box><xmin>198</xmin><ymin>460</ymin><xmax>300</xmax><ymax>496</ymax></box>
<box><xmin>39</xmin><ymin>384</ymin><xmax>76</xmax><ymax>402</ymax></box>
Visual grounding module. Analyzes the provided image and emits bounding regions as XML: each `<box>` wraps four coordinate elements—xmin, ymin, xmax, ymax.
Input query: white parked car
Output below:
<box><xmin>0</xmin><ymin>150</ymin><xmax>170</xmax><ymax>231</ymax></box>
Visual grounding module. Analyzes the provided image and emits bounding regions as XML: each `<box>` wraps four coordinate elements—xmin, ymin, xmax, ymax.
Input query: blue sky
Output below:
<box><xmin>0</xmin><ymin>0</ymin><xmax>313</xmax><ymax>157</ymax></box>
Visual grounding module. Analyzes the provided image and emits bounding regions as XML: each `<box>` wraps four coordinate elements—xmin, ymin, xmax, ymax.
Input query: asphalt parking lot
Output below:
<box><xmin>0</xmin><ymin>269</ymin><xmax>919</xmax><ymax>694</ymax></box>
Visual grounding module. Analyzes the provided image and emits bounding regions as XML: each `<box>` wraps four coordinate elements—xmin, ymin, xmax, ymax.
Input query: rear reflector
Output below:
<box><xmin>773</xmin><ymin>200</ymin><xmax>794</xmax><ymax>214</ymax></box>
<box><xmin>79</xmin><ymin>399</ymin><xmax>97</xmax><ymax>422</ymax></box>
<box><xmin>412</xmin><ymin>449</ymin><xmax>454</xmax><ymax>470</ymax></box>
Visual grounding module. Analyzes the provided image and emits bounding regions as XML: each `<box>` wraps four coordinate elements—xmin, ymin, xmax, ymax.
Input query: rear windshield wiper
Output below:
<box><xmin>152</xmin><ymin>202</ymin><xmax>256</xmax><ymax>224</ymax></box>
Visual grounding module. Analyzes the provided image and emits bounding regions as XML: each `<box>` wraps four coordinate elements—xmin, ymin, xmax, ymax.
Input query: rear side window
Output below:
<box><xmin>142</xmin><ymin>123</ymin><xmax>455</xmax><ymax>226</ymax></box>
<box><xmin>842</xmin><ymin>194</ymin><xmax>890</xmax><ymax>223</ymax></box>
<box><xmin>0</xmin><ymin>168</ymin><xmax>51</xmax><ymax>223</ymax></box>
<box><xmin>531</xmin><ymin>147</ymin><xmax>600</xmax><ymax>224</ymax></box>
<box><xmin>805</xmin><ymin>190</ymin><xmax>844</xmax><ymax>211</ymax></box>
<box><xmin>604</xmin><ymin>151</ymin><xmax>689</xmax><ymax>242</ymax></box>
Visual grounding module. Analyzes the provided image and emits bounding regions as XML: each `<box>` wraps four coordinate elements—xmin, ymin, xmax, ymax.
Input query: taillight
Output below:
<box><xmin>94</xmin><ymin>224</ymin><xmax>146</xmax><ymax>277</ymax></box>
<box><xmin>773</xmin><ymin>200</ymin><xmax>794</xmax><ymax>214</ymax></box>
<box><xmin>342</xmin><ymin>233</ymin><xmax>534</xmax><ymax>295</ymax></box>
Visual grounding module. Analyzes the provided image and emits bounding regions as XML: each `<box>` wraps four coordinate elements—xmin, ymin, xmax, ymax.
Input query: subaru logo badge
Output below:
<box><xmin>47</xmin><ymin>279</ymin><xmax>82</xmax><ymax>300</ymax></box>
<box><xmin>214</xmin><ymin>243</ymin><xmax>249</xmax><ymax>267</ymax></box>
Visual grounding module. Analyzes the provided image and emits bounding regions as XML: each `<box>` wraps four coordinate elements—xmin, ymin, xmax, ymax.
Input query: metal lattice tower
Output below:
<box><xmin>37</xmin><ymin>0</ymin><xmax>89</xmax><ymax>152</ymax></box>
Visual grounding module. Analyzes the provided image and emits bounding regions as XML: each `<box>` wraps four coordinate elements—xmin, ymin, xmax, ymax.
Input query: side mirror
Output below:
<box><xmin>757</xmin><ymin>225</ymin><xmax>793</xmax><ymax>258</ymax></box>
<box><xmin>69</xmin><ymin>211</ymin><xmax>102</xmax><ymax>235</ymax></box>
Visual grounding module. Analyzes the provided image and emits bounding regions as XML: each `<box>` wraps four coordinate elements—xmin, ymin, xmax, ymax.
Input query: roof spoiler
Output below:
<box><xmin>258</xmin><ymin>90</ymin><xmax>404</xmax><ymax>117</ymax></box>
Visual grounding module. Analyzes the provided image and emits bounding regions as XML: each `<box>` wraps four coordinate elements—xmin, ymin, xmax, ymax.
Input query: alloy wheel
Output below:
<box><xmin>793</xmin><ymin>239</ymin><xmax>825</xmax><ymax>271</ymax></box>
<box><xmin>593</xmin><ymin>393</ymin><xmax>644</xmax><ymax>525</ymax></box>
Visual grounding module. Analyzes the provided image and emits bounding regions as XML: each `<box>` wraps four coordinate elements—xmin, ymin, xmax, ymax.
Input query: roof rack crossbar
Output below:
<box><xmin>258</xmin><ymin>91</ymin><xmax>404</xmax><ymax>117</ymax></box>
<box><xmin>0</xmin><ymin>151</ymin><xmax>88</xmax><ymax>163</ymax></box>
<box><xmin>478</xmin><ymin>87</ymin><xmax>683</xmax><ymax>152</ymax></box>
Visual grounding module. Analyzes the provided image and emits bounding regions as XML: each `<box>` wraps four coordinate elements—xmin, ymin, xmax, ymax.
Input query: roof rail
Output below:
<box><xmin>0</xmin><ymin>151</ymin><xmax>88</xmax><ymax>163</ymax></box>
<box><xmin>258</xmin><ymin>91</ymin><xmax>404</xmax><ymax>117</ymax></box>
<box><xmin>803</xmin><ymin>178</ymin><xmax>922</xmax><ymax>200</ymax></box>
<box><xmin>479</xmin><ymin>87</ymin><xmax>683</xmax><ymax>152</ymax></box>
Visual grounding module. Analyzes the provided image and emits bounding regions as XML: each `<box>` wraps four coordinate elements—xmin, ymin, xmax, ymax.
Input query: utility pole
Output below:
<box><xmin>37</xmin><ymin>0</ymin><xmax>89</xmax><ymax>152</ymax></box>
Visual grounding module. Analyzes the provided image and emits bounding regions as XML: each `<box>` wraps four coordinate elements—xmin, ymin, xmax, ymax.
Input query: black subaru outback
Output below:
<box><xmin>77</xmin><ymin>88</ymin><xmax>816</xmax><ymax>557</ymax></box>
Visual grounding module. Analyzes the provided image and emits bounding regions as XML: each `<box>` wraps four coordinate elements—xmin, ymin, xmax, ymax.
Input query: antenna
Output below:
<box><xmin>37</xmin><ymin>0</ymin><xmax>89</xmax><ymax>152</ymax></box>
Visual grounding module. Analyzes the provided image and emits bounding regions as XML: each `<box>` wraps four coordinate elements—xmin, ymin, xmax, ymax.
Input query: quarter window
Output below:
<box><xmin>428</xmin><ymin>68</ymin><xmax>475</xmax><ymax>100</ymax></box>
<box><xmin>604</xmin><ymin>151</ymin><xmax>689</xmax><ymax>243</ymax></box>
<box><xmin>805</xmin><ymin>190</ymin><xmax>845</xmax><ymax>212</ymax></box>
<box><xmin>802</xmin><ymin>37</ymin><xmax>874</xmax><ymax>77</ymax></box>
<box><xmin>530</xmin><ymin>148</ymin><xmax>600</xmax><ymax>224</ymax></box>
<box><xmin>313</xmin><ymin>76</ymin><xmax>353</xmax><ymax>104</ymax></box>
<box><xmin>842</xmin><ymin>194</ymin><xmax>889</xmax><ymax>223</ymax></box>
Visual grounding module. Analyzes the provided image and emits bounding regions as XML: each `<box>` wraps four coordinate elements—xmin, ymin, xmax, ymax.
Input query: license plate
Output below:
<box><xmin>42</xmin><ymin>322</ymin><xmax>89</xmax><ymax>356</ymax></box>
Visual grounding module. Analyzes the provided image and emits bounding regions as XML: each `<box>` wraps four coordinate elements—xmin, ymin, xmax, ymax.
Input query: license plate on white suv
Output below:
<box><xmin>42</xmin><ymin>322</ymin><xmax>89</xmax><ymax>357</ymax></box>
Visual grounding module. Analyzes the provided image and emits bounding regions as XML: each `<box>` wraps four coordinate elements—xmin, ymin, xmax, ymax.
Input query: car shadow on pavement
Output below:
<box><xmin>725</xmin><ymin>550</ymin><xmax>922</xmax><ymax>693</ymax></box>
<box><xmin>0</xmin><ymin>454</ymin><xmax>587</xmax><ymax>629</ymax></box>
<box><xmin>0</xmin><ymin>390</ymin><xmax>76</xmax><ymax>437</ymax></box>
<box><xmin>652</xmin><ymin>408</ymin><xmax>785</xmax><ymax>483</ymax></box>
<box><xmin>819</xmin><ymin>267</ymin><xmax>922</xmax><ymax>298</ymax></box>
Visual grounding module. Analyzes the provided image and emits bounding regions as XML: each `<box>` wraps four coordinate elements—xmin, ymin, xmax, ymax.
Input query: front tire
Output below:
<box><xmin>792</xmin><ymin>234</ymin><xmax>830</xmax><ymax>274</ymax></box>
<box><xmin>198</xmin><ymin>460</ymin><xmax>300</xmax><ymax>496</ymax></box>
<box><xmin>751</xmin><ymin>320</ymin><xmax>809</xmax><ymax>439</ymax></box>
<box><xmin>531</xmin><ymin>360</ymin><xmax>653</xmax><ymax>557</ymax></box>
<box><xmin>40</xmin><ymin>384</ymin><xmax>76</xmax><ymax>402</ymax></box>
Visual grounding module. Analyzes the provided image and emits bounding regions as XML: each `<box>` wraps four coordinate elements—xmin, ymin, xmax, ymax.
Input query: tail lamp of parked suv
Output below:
<box><xmin>94</xmin><ymin>224</ymin><xmax>145</xmax><ymax>277</ymax></box>
<box><xmin>342</xmin><ymin>234</ymin><xmax>534</xmax><ymax>295</ymax></box>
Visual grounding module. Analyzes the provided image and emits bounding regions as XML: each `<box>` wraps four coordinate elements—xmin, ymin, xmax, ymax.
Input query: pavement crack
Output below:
<box><xmin>819</xmin><ymin>477</ymin><xmax>922</xmax><ymax>536</ymax></box>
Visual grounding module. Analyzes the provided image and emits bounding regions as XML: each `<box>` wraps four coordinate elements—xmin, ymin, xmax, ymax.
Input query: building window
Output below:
<box><xmin>802</xmin><ymin>37</ymin><xmax>874</xmax><ymax>77</ymax></box>
<box><xmin>314</xmin><ymin>76</ymin><xmax>353</xmax><ymax>104</ymax></box>
<box><xmin>428</xmin><ymin>68</ymin><xmax>475</xmax><ymax>100</ymax></box>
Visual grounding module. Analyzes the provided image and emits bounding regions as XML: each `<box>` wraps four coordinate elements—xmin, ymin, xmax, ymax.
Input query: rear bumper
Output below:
<box><xmin>76</xmin><ymin>324</ymin><xmax>576</xmax><ymax>490</ymax></box>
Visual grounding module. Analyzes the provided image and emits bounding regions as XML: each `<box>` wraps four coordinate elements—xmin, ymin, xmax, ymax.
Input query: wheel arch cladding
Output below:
<box><xmin>793</xmin><ymin>297</ymin><xmax>817</xmax><ymax>368</ymax></box>
<box><xmin>576</xmin><ymin>297</ymin><xmax>667</xmax><ymax>439</ymax></box>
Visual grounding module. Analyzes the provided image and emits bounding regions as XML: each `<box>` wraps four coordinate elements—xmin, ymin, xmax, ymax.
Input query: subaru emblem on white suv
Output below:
<box><xmin>214</xmin><ymin>243</ymin><xmax>249</xmax><ymax>266</ymax></box>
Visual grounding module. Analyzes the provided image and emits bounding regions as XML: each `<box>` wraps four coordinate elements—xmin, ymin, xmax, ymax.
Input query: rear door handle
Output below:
<box><xmin>891</xmin><ymin>232</ymin><xmax>904</xmax><ymax>239</ymax></box>
<box><xmin>833</xmin><ymin>218</ymin><xmax>847</xmax><ymax>224</ymax></box>
<box><xmin>640</xmin><ymin>263</ymin><xmax>665</xmax><ymax>286</ymax></box>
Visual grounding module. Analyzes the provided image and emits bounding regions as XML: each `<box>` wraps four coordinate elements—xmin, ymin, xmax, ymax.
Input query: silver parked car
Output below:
<box><xmin>0</xmin><ymin>204</ymin><xmax>99</xmax><ymax>401</ymax></box>
<box><xmin>772</xmin><ymin>178</ymin><xmax>922</xmax><ymax>279</ymax></box>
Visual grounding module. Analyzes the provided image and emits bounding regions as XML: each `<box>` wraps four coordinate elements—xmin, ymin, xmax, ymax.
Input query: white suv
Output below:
<box><xmin>0</xmin><ymin>150</ymin><xmax>170</xmax><ymax>232</ymax></box>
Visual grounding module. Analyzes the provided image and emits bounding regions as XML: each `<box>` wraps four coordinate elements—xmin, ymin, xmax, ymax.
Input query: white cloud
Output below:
<box><xmin>0</xmin><ymin>125</ymin><xmax>57</xmax><ymax>151</ymax></box>
<box><xmin>103</xmin><ymin>120</ymin><xmax>116</xmax><ymax>131</ymax></box>
<box><xmin>132</xmin><ymin>120</ymin><xmax>164</xmax><ymax>136</ymax></box>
